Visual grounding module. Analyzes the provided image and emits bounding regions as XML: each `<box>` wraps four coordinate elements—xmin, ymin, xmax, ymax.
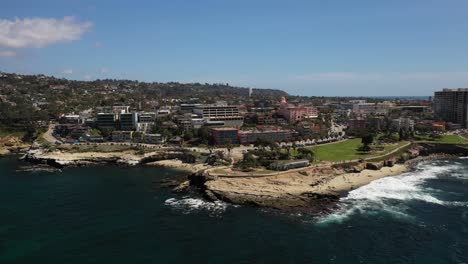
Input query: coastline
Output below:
<box><xmin>147</xmin><ymin>159</ymin><xmax>210</xmax><ymax>174</ymax></box>
<box><xmin>314</xmin><ymin>164</ymin><xmax>409</xmax><ymax>195</ymax></box>
<box><xmin>200</xmin><ymin>164</ymin><xmax>410</xmax><ymax>211</ymax></box>
<box><xmin>197</xmin><ymin>152</ymin><xmax>462</xmax><ymax>212</ymax></box>
<box><xmin>13</xmin><ymin>141</ymin><xmax>468</xmax><ymax>213</ymax></box>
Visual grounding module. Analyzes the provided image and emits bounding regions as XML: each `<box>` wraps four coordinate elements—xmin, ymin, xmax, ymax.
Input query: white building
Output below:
<box><xmin>391</xmin><ymin>118</ymin><xmax>414</xmax><ymax>132</ymax></box>
<box><xmin>194</xmin><ymin>104</ymin><xmax>244</xmax><ymax>127</ymax></box>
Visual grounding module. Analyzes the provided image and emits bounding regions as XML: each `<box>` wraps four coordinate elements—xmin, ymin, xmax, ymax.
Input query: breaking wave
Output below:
<box><xmin>318</xmin><ymin>161</ymin><xmax>467</xmax><ymax>224</ymax></box>
<box><xmin>165</xmin><ymin>197</ymin><xmax>229</xmax><ymax>216</ymax></box>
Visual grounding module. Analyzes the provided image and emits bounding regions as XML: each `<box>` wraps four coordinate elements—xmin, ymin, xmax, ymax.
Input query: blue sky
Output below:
<box><xmin>1</xmin><ymin>0</ymin><xmax>468</xmax><ymax>96</ymax></box>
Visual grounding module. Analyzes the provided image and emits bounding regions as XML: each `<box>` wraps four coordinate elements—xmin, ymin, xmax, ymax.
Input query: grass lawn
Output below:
<box><xmin>414</xmin><ymin>135</ymin><xmax>468</xmax><ymax>144</ymax></box>
<box><xmin>306</xmin><ymin>138</ymin><xmax>408</xmax><ymax>162</ymax></box>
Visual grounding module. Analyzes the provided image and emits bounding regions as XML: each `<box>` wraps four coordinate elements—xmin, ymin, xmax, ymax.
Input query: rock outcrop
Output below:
<box><xmin>22</xmin><ymin>148</ymin><xmax>197</xmax><ymax>168</ymax></box>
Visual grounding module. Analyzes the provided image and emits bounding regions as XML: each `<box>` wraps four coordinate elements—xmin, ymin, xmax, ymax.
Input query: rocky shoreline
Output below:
<box><xmin>8</xmin><ymin>142</ymin><xmax>468</xmax><ymax>214</ymax></box>
<box><xmin>0</xmin><ymin>136</ymin><xmax>30</xmax><ymax>157</ymax></box>
<box><xmin>20</xmin><ymin>147</ymin><xmax>198</xmax><ymax>169</ymax></box>
<box><xmin>185</xmin><ymin>144</ymin><xmax>468</xmax><ymax>214</ymax></box>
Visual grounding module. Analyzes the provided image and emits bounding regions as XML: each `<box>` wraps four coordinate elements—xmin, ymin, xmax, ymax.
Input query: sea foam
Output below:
<box><xmin>318</xmin><ymin>161</ymin><xmax>465</xmax><ymax>224</ymax></box>
<box><xmin>165</xmin><ymin>197</ymin><xmax>229</xmax><ymax>216</ymax></box>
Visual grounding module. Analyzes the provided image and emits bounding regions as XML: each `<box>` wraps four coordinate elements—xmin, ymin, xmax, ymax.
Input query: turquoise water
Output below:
<box><xmin>0</xmin><ymin>156</ymin><xmax>467</xmax><ymax>263</ymax></box>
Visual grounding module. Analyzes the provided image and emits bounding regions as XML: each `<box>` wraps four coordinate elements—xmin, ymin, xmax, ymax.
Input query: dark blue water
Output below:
<box><xmin>1</xmin><ymin>156</ymin><xmax>467</xmax><ymax>264</ymax></box>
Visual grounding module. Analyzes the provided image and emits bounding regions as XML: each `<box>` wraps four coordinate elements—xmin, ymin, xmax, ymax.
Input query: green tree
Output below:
<box><xmin>361</xmin><ymin>134</ymin><xmax>374</xmax><ymax>146</ymax></box>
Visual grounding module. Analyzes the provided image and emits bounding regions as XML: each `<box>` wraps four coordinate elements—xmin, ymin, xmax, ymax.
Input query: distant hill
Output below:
<box><xmin>0</xmin><ymin>71</ymin><xmax>288</xmax><ymax>101</ymax></box>
<box><xmin>0</xmin><ymin>71</ymin><xmax>288</xmax><ymax>128</ymax></box>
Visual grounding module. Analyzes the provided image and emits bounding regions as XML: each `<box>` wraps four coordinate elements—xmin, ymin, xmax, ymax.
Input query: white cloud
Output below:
<box><xmin>0</xmin><ymin>16</ymin><xmax>92</xmax><ymax>49</ymax></box>
<box><xmin>0</xmin><ymin>50</ymin><xmax>16</xmax><ymax>57</ymax></box>
<box><xmin>83</xmin><ymin>74</ymin><xmax>93</xmax><ymax>80</ymax></box>
<box><xmin>61</xmin><ymin>69</ymin><xmax>73</xmax><ymax>75</ymax></box>
<box><xmin>94</xmin><ymin>42</ymin><xmax>102</xmax><ymax>48</ymax></box>
<box><xmin>100</xmin><ymin>68</ymin><xmax>109</xmax><ymax>74</ymax></box>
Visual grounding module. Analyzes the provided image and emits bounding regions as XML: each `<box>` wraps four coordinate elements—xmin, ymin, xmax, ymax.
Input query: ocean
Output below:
<box><xmin>0</xmin><ymin>156</ymin><xmax>467</xmax><ymax>263</ymax></box>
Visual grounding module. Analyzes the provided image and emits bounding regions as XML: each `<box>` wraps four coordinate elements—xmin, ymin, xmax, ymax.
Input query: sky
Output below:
<box><xmin>1</xmin><ymin>0</ymin><xmax>468</xmax><ymax>96</ymax></box>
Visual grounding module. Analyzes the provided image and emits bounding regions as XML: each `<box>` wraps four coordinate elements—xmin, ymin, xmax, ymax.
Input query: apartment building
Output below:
<box><xmin>434</xmin><ymin>88</ymin><xmax>468</xmax><ymax>128</ymax></box>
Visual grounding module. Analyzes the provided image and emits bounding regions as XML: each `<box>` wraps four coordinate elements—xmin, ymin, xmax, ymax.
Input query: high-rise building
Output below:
<box><xmin>120</xmin><ymin>112</ymin><xmax>138</xmax><ymax>131</ymax></box>
<box><xmin>434</xmin><ymin>88</ymin><xmax>468</xmax><ymax>128</ymax></box>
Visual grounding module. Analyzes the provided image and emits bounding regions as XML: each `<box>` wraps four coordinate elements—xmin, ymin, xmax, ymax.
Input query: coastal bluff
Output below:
<box><xmin>188</xmin><ymin>143</ymin><xmax>468</xmax><ymax>212</ymax></box>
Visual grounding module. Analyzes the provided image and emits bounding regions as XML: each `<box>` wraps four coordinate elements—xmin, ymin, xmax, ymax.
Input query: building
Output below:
<box><xmin>96</xmin><ymin>113</ymin><xmax>117</xmax><ymax>128</ymax></box>
<box><xmin>69</xmin><ymin>126</ymin><xmax>90</xmax><ymax>139</ymax></box>
<box><xmin>175</xmin><ymin>114</ymin><xmax>194</xmax><ymax>131</ymax></box>
<box><xmin>434</xmin><ymin>88</ymin><xmax>468</xmax><ymax>128</ymax></box>
<box><xmin>111</xmin><ymin>131</ymin><xmax>133</xmax><ymax>142</ymax></box>
<box><xmin>447</xmin><ymin>122</ymin><xmax>462</xmax><ymax>130</ymax></box>
<box><xmin>352</xmin><ymin>102</ymin><xmax>392</xmax><ymax>115</ymax></box>
<box><xmin>191</xmin><ymin>118</ymin><xmax>205</xmax><ymax>129</ymax></box>
<box><xmin>212</xmin><ymin>127</ymin><xmax>239</xmax><ymax>145</ymax></box>
<box><xmin>138</xmin><ymin>112</ymin><xmax>156</xmax><ymax>123</ymax></box>
<box><xmin>86</xmin><ymin>135</ymin><xmax>104</xmax><ymax>143</ymax></box>
<box><xmin>367</xmin><ymin>116</ymin><xmax>385</xmax><ymax>131</ymax></box>
<box><xmin>295</xmin><ymin>122</ymin><xmax>325</xmax><ymax>136</ymax></box>
<box><xmin>156</xmin><ymin>109</ymin><xmax>171</xmax><ymax>116</ymax></box>
<box><xmin>95</xmin><ymin>105</ymin><xmax>130</xmax><ymax>114</ymax></box>
<box><xmin>180</xmin><ymin>103</ymin><xmax>202</xmax><ymax>112</ymax></box>
<box><xmin>143</xmin><ymin>133</ymin><xmax>165</xmax><ymax>144</ymax></box>
<box><xmin>431</xmin><ymin>122</ymin><xmax>446</xmax><ymax>131</ymax></box>
<box><xmin>120</xmin><ymin>112</ymin><xmax>138</xmax><ymax>131</ymax></box>
<box><xmin>269</xmin><ymin>159</ymin><xmax>310</xmax><ymax>171</ymax></box>
<box><xmin>399</xmin><ymin>106</ymin><xmax>431</xmax><ymax>113</ymax></box>
<box><xmin>391</xmin><ymin>118</ymin><xmax>414</xmax><ymax>132</ymax></box>
<box><xmin>348</xmin><ymin>118</ymin><xmax>366</xmax><ymax>130</ymax></box>
<box><xmin>238</xmin><ymin>128</ymin><xmax>294</xmax><ymax>145</ymax></box>
<box><xmin>112</xmin><ymin>106</ymin><xmax>130</xmax><ymax>114</ymax></box>
<box><xmin>194</xmin><ymin>104</ymin><xmax>244</xmax><ymax>127</ymax></box>
<box><xmin>137</xmin><ymin>122</ymin><xmax>154</xmax><ymax>133</ymax></box>
<box><xmin>278</xmin><ymin>97</ymin><xmax>318</xmax><ymax>123</ymax></box>
<box><xmin>59</xmin><ymin>114</ymin><xmax>81</xmax><ymax>124</ymax></box>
